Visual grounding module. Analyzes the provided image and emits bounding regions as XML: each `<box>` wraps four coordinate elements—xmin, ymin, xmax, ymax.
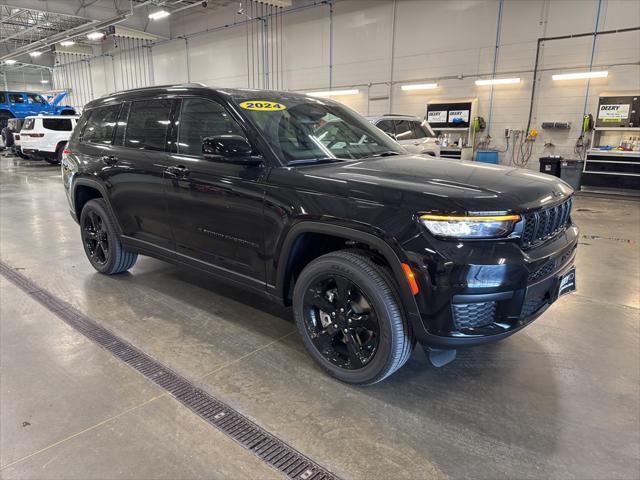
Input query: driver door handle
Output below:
<box><xmin>166</xmin><ymin>165</ymin><xmax>190</xmax><ymax>177</ymax></box>
<box><xmin>100</xmin><ymin>155</ymin><xmax>118</xmax><ymax>165</ymax></box>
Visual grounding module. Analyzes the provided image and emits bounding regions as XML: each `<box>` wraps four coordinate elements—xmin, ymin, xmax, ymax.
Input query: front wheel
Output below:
<box><xmin>293</xmin><ymin>250</ymin><xmax>414</xmax><ymax>385</ymax></box>
<box><xmin>80</xmin><ymin>198</ymin><xmax>138</xmax><ymax>274</ymax></box>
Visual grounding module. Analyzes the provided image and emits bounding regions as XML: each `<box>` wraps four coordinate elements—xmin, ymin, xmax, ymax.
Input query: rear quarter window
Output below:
<box><xmin>43</xmin><ymin>118</ymin><xmax>73</xmax><ymax>131</ymax></box>
<box><xmin>80</xmin><ymin>104</ymin><xmax>122</xmax><ymax>145</ymax></box>
<box><xmin>22</xmin><ymin>118</ymin><xmax>35</xmax><ymax>130</ymax></box>
<box><xmin>0</xmin><ymin>93</ymin><xmax>6</xmax><ymax>103</ymax></box>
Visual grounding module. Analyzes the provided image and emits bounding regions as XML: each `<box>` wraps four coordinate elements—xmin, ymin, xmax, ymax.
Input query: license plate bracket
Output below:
<box><xmin>558</xmin><ymin>266</ymin><xmax>577</xmax><ymax>298</ymax></box>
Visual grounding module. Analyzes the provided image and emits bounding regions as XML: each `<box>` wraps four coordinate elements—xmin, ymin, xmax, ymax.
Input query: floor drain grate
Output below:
<box><xmin>0</xmin><ymin>261</ymin><xmax>339</xmax><ymax>480</ymax></box>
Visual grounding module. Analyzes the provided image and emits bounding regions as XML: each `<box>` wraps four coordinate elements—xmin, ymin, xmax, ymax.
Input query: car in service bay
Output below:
<box><xmin>62</xmin><ymin>84</ymin><xmax>578</xmax><ymax>385</ymax></box>
<box><xmin>367</xmin><ymin>114</ymin><xmax>439</xmax><ymax>156</ymax></box>
<box><xmin>19</xmin><ymin>115</ymin><xmax>78</xmax><ymax>164</ymax></box>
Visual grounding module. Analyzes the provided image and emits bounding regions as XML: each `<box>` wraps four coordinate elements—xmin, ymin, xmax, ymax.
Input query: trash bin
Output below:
<box><xmin>476</xmin><ymin>150</ymin><xmax>499</xmax><ymax>164</ymax></box>
<box><xmin>539</xmin><ymin>156</ymin><xmax>562</xmax><ymax>177</ymax></box>
<box><xmin>560</xmin><ymin>160</ymin><xmax>584</xmax><ymax>190</ymax></box>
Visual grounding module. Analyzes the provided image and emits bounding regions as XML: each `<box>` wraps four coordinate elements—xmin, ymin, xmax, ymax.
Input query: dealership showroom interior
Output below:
<box><xmin>0</xmin><ymin>0</ymin><xmax>639</xmax><ymax>479</ymax></box>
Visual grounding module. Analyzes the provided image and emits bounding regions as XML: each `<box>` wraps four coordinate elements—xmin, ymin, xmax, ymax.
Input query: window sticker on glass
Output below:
<box><xmin>239</xmin><ymin>100</ymin><xmax>286</xmax><ymax>111</ymax></box>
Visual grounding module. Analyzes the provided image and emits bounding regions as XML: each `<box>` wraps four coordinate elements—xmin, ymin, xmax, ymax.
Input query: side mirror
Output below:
<box><xmin>202</xmin><ymin>135</ymin><xmax>261</xmax><ymax>165</ymax></box>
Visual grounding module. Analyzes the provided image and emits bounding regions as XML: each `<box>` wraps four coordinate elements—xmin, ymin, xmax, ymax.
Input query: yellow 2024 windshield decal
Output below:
<box><xmin>239</xmin><ymin>100</ymin><xmax>286</xmax><ymax>111</ymax></box>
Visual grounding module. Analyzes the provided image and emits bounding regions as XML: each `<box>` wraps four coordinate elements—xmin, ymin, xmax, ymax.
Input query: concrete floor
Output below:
<box><xmin>0</xmin><ymin>152</ymin><xmax>638</xmax><ymax>480</ymax></box>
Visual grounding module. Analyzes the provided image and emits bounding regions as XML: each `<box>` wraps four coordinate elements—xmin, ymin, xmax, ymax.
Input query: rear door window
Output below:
<box><xmin>394</xmin><ymin>120</ymin><xmax>417</xmax><ymax>141</ymax></box>
<box><xmin>81</xmin><ymin>105</ymin><xmax>121</xmax><ymax>144</ymax></box>
<box><xmin>43</xmin><ymin>118</ymin><xmax>73</xmax><ymax>131</ymax></box>
<box><xmin>125</xmin><ymin>99</ymin><xmax>172</xmax><ymax>151</ymax></box>
<box><xmin>9</xmin><ymin>93</ymin><xmax>24</xmax><ymax>104</ymax></box>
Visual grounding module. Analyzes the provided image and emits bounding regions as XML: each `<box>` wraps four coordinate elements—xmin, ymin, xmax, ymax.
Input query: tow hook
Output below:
<box><xmin>425</xmin><ymin>347</ymin><xmax>457</xmax><ymax>367</ymax></box>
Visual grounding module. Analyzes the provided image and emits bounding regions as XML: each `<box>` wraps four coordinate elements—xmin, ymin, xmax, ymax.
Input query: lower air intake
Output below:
<box><xmin>452</xmin><ymin>301</ymin><xmax>497</xmax><ymax>330</ymax></box>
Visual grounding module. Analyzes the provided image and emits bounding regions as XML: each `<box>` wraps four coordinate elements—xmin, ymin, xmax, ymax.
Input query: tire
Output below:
<box><xmin>293</xmin><ymin>249</ymin><xmax>414</xmax><ymax>385</ymax></box>
<box><xmin>0</xmin><ymin>112</ymin><xmax>12</xmax><ymax>130</ymax></box>
<box><xmin>15</xmin><ymin>148</ymin><xmax>30</xmax><ymax>160</ymax></box>
<box><xmin>60</xmin><ymin>110</ymin><xmax>75</xmax><ymax>116</ymax></box>
<box><xmin>2</xmin><ymin>128</ymin><xmax>13</xmax><ymax>148</ymax></box>
<box><xmin>80</xmin><ymin>198</ymin><xmax>138</xmax><ymax>274</ymax></box>
<box><xmin>45</xmin><ymin>143</ymin><xmax>65</xmax><ymax>165</ymax></box>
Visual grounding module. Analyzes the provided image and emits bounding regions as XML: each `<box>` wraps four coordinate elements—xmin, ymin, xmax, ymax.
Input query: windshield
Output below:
<box><xmin>234</xmin><ymin>96</ymin><xmax>404</xmax><ymax>163</ymax></box>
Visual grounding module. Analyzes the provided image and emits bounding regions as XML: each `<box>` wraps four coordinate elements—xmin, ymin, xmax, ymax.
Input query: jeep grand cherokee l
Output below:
<box><xmin>62</xmin><ymin>85</ymin><xmax>578</xmax><ymax>385</ymax></box>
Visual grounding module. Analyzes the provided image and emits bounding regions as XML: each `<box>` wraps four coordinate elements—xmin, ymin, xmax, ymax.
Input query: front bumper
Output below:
<box><xmin>404</xmin><ymin>224</ymin><xmax>579</xmax><ymax>348</ymax></box>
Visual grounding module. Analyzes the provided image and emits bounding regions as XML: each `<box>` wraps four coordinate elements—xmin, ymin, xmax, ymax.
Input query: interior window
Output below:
<box><xmin>27</xmin><ymin>94</ymin><xmax>46</xmax><ymax>105</ymax></box>
<box><xmin>9</xmin><ymin>93</ymin><xmax>24</xmax><ymax>104</ymax></box>
<box><xmin>412</xmin><ymin>120</ymin><xmax>434</xmax><ymax>139</ymax></box>
<box><xmin>394</xmin><ymin>120</ymin><xmax>416</xmax><ymax>141</ymax></box>
<box><xmin>43</xmin><ymin>118</ymin><xmax>72</xmax><ymax>131</ymax></box>
<box><xmin>376</xmin><ymin>120</ymin><xmax>395</xmax><ymax>136</ymax></box>
<box><xmin>177</xmin><ymin>98</ymin><xmax>244</xmax><ymax>156</ymax></box>
<box><xmin>81</xmin><ymin>105</ymin><xmax>121</xmax><ymax>144</ymax></box>
<box><xmin>125</xmin><ymin>99</ymin><xmax>172</xmax><ymax>151</ymax></box>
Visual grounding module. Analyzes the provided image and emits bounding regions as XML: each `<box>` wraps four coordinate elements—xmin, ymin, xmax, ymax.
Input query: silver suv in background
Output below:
<box><xmin>367</xmin><ymin>114</ymin><xmax>439</xmax><ymax>156</ymax></box>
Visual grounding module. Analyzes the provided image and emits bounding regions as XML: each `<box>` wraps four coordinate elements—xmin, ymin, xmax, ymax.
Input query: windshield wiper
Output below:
<box><xmin>371</xmin><ymin>151</ymin><xmax>402</xmax><ymax>157</ymax></box>
<box><xmin>288</xmin><ymin>158</ymin><xmax>345</xmax><ymax>166</ymax></box>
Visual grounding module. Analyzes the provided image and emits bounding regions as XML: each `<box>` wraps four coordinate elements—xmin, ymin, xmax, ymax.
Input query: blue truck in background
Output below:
<box><xmin>0</xmin><ymin>91</ymin><xmax>76</xmax><ymax>128</ymax></box>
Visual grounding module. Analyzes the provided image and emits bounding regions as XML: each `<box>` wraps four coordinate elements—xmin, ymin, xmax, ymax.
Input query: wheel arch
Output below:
<box><xmin>275</xmin><ymin>222</ymin><xmax>421</xmax><ymax>319</ymax></box>
<box><xmin>72</xmin><ymin>178</ymin><xmax>123</xmax><ymax>235</ymax></box>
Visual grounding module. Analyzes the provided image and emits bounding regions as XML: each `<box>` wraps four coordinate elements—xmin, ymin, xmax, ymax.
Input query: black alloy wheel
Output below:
<box><xmin>79</xmin><ymin>198</ymin><xmax>137</xmax><ymax>274</ymax></box>
<box><xmin>303</xmin><ymin>274</ymin><xmax>380</xmax><ymax>370</ymax></box>
<box><xmin>83</xmin><ymin>210</ymin><xmax>110</xmax><ymax>266</ymax></box>
<box><xmin>293</xmin><ymin>250</ymin><xmax>414</xmax><ymax>385</ymax></box>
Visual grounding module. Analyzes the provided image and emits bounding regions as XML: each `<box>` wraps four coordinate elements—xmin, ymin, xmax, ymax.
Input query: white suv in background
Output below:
<box><xmin>19</xmin><ymin>115</ymin><xmax>78</xmax><ymax>164</ymax></box>
<box><xmin>367</xmin><ymin>114</ymin><xmax>439</xmax><ymax>156</ymax></box>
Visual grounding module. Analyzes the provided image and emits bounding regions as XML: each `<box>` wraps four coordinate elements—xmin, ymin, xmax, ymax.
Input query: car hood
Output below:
<box><xmin>51</xmin><ymin>92</ymin><xmax>68</xmax><ymax>106</ymax></box>
<box><xmin>287</xmin><ymin>155</ymin><xmax>573</xmax><ymax>214</ymax></box>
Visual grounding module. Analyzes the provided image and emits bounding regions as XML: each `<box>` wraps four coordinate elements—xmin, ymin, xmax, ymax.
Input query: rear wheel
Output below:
<box><xmin>80</xmin><ymin>198</ymin><xmax>138</xmax><ymax>274</ymax></box>
<box><xmin>0</xmin><ymin>111</ymin><xmax>12</xmax><ymax>130</ymax></box>
<box><xmin>45</xmin><ymin>142</ymin><xmax>65</xmax><ymax>165</ymax></box>
<box><xmin>293</xmin><ymin>250</ymin><xmax>414</xmax><ymax>385</ymax></box>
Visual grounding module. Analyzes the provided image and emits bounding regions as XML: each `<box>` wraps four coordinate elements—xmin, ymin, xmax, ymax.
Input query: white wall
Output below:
<box><xmin>53</xmin><ymin>0</ymin><xmax>640</xmax><ymax>168</ymax></box>
<box><xmin>153</xmin><ymin>0</ymin><xmax>640</xmax><ymax>167</ymax></box>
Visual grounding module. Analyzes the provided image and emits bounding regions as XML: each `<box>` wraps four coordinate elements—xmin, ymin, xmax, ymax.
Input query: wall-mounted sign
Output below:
<box><xmin>448</xmin><ymin>109</ymin><xmax>470</xmax><ymax>124</ymax></box>
<box><xmin>598</xmin><ymin>104</ymin><xmax>630</xmax><ymax>122</ymax></box>
<box><xmin>427</xmin><ymin>110</ymin><xmax>447</xmax><ymax>124</ymax></box>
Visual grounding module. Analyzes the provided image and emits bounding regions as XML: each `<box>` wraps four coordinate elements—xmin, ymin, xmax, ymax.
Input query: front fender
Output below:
<box><xmin>274</xmin><ymin>221</ymin><xmax>422</xmax><ymax>326</ymax></box>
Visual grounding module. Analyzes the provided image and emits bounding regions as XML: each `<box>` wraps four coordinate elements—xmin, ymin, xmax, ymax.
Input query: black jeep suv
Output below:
<box><xmin>63</xmin><ymin>84</ymin><xmax>578</xmax><ymax>385</ymax></box>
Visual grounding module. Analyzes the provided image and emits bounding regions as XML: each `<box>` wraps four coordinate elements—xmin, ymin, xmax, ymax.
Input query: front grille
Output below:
<box><xmin>452</xmin><ymin>301</ymin><xmax>496</xmax><ymax>330</ymax></box>
<box><xmin>521</xmin><ymin>294</ymin><xmax>548</xmax><ymax>317</ymax></box>
<box><xmin>521</xmin><ymin>198</ymin><xmax>573</xmax><ymax>249</ymax></box>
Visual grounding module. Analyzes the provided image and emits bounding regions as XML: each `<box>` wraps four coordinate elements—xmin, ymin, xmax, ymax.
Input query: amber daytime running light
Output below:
<box><xmin>419</xmin><ymin>214</ymin><xmax>521</xmax><ymax>239</ymax></box>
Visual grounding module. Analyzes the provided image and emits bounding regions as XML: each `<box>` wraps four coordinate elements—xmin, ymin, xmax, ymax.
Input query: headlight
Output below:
<box><xmin>419</xmin><ymin>214</ymin><xmax>521</xmax><ymax>239</ymax></box>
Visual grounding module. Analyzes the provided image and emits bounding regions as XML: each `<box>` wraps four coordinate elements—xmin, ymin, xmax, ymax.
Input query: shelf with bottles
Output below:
<box><xmin>589</xmin><ymin>128</ymin><xmax>640</xmax><ymax>154</ymax></box>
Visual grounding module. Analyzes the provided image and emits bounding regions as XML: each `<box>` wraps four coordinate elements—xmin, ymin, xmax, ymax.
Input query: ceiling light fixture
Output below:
<box><xmin>307</xmin><ymin>89</ymin><xmax>360</xmax><ymax>97</ymax></box>
<box><xmin>401</xmin><ymin>83</ymin><xmax>439</xmax><ymax>91</ymax></box>
<box><xmin>4</xmin><ymin>59</ymin><xmax>17</xmax><ymax>65</ymax></box>
<box><xmin>29</xmin><ymin>51</ymin><xmax>42</xmax><ymax>57</ymax></box>
<box><xmin>86</xmin><ymin>31</ymin><xmax>104</xmax><ymax>40</ymax></box>
<box><xmin>149</xmin><ymin>9</ymin><xmax>170</xmax><ymax>20</ymax></box>
<box><xmin>552</xmin><ymin>71</ymin><xmax>608</xmax><ymax>81</ymax></box>
<box><xmin>60</xmin><ymin>40</ymin><xmax>75</xmax><ymax>47</ymax></box>
<box><xmin>475</xmin><ymin>77</ymin><xmax>521</xmax><ymax>86</ymax></box>
<box><xmin>40</xmin><ymin>79</ymin><xmax>49</xmax><ymax>84</ymax></box>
